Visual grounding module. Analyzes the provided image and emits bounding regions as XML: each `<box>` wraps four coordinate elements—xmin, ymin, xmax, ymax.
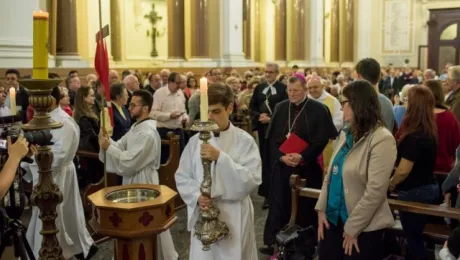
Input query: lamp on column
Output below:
<box><xmin>18</xmin><ymin>9</ymin><xmax>65</xmax><ymax>260</ymax></box>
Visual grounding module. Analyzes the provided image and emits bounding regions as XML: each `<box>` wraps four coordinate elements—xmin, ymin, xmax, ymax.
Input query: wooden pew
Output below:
<box><xmin>159</xmin><ymin>132</ymin><xmax>184</xmax><ymax>209</ymax></box>
<box><xmin>289</xmin><ymin>175</ymin><xmax>460</xmax><ymax>244</ymax></box>
<box><xmin>232</xmin><ymin>109</ymin><xmax>254</xmax><ymax>137</ymax></box>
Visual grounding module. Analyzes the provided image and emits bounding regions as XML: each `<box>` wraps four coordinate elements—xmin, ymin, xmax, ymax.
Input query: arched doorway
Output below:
<box><xmin>427</xmin><ymin>8</ymin><xmax>460</xmax><ymax>73</ymax></box>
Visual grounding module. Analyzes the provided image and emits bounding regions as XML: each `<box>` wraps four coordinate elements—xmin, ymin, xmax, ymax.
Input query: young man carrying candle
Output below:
<box><xmin>175</xmin><ymin>83</ymin><xmax>262</xmax><ymax>260</ymax></box>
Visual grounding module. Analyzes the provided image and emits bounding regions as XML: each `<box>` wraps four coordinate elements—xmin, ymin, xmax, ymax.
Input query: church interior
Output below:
<box><xmin>1</xmin><ymin>0</ymin><xmax>460</xmax><ymax>259</ymax></box>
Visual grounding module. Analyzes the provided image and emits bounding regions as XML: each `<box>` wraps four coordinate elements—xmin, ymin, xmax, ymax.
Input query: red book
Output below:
<box><xmin>279</xmin><ymin>133</ymin><xmax>309</xmax><ymax>154</ymax></box>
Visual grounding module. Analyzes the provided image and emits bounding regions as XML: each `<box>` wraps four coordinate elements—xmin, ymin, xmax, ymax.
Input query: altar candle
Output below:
<box><xmin>200</xmin><ymin>77</ymin><xmax>208</xmax><ymax>122</ymax></box>
<box><xmin>32</xmin><ymin>10</ymin><xmax>49</xmax><ymax>80</ymax></box>
<box><xmin>9</xmin><ymin>88</ymin><xmax>16</xmax><ymax>116</ymax></box>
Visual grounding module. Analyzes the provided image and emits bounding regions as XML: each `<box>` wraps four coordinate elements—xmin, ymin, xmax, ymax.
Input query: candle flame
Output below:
<box><xmin>33</xmin><ymin>10</ymin><xmax>49</xmax><ymax>19</ymax></box>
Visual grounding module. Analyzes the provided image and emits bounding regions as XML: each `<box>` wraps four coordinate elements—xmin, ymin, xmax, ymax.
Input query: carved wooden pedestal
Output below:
<box><xmin>88</xmin><ymin>184</ymin><xmax>177</xmax><ymax>260</ymax></box>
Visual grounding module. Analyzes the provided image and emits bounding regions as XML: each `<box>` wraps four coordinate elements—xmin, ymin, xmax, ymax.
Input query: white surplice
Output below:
<box><xmin>175</xmin><ymin>123</ymin><xmax>262</xmax><ymax>260</ymax></box>
<box><xmin>23</xmin><ymin>107</ymin><xmax>94</xmax><ymax>259</ymax></box>
<box><xmin>99</xmin><ymin>119</ymin><xmax>178</xmax><ymax>260</ymax></box>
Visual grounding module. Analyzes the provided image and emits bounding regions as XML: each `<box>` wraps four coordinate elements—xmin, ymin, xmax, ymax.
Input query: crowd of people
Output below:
<box><xmin>0</xmin><ymin>58</ymin><xmax>460</xmax><ymax>259</ymax></box>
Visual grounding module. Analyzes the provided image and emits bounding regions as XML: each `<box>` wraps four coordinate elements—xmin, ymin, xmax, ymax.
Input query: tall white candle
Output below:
<box><xmin>200</xmin><ymin>77</ymin><xmax>208</xmax><ymax>122</ymax></box>
<box><xmin>9</xmin><ymin>87</ymin><xmax>16</xmax><ymax>116</ymax></box>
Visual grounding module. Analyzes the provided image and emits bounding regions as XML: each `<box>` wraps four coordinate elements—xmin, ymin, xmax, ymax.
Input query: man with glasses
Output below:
<box><xmin>99</xmin><ymin>89</ymin><xmax>178</xmax><ymax>259</ymax></box>
<box><xmin>249</xmin><ymin>62</ymin><xmax>288</xmax><ymax>210</ymax></box>
<box><xmin>4</xmin><ymin>69</ymin><xmax>29</xmax><ymax>122</ymax></box>
<box><xmin>151</xmin><ymin>72</ymin><xmax>188</xmax><ymax>163</ymax></box>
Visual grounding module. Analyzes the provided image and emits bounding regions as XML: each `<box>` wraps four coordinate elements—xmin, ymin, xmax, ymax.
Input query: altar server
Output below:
<box><xmin>176</xmin><ymin>83</ymin><xmax>262</xmax><ymax>260</ymax></box>
<box><xmin>98</xmin><ymin>89</ymin><xmax>178</xmax><ymax>260</ymax></box>
<box><xmin>24</xmin><ymin>86</ymin><xmax>97</xmax><ymax>259</ymax></box>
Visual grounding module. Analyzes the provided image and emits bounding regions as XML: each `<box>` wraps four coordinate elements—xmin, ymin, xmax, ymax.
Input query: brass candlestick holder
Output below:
<box><xmin>19</xmin><ymin>79</ymin><xmax>64</xmax><ymax>260</ymax></box>
<box><xmin>190</xmin><ymin>120</ymin><xmax>229</xmax><ymax>251</ymax></box>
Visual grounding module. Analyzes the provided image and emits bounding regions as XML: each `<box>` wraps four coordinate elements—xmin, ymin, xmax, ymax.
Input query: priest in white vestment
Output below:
<box><xmin>98</xmin><ymin>90</ymin><xmax>178</xmax><ymax>260</ymax></box>
<box><xmin>175</xmin><ymin>83</ymin><xmax>262</xmax><ymax>260</ymax></box>
<box><xmin>23</xmin><ymin>86</ymin><xmax>96</xmax><ymax>259</ymax></box>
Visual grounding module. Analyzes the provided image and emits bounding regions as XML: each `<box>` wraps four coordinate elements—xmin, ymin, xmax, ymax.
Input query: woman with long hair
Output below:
<box><xmin>316</xmin><ymin>80</ymin><xmax>396</xmax><ymax>259</ymax></box>
<box><xmin>73</xmin><ymin>86</ymin><xmax>103</xmax><ymax>186</ymax></box>
<box><xmin>390</xmin><ymin>86</ymin><xmax>439</xmax><ymax>259</ymax></box>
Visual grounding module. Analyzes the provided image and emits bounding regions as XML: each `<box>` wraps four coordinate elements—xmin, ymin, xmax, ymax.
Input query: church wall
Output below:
<box><xmin>122</xmin><ymin>0</ymin><xmax>168</xmax><ymax>67</ymax></box>
<box><xmin>85</xmin><ymin>0</ymin><xmax>112</xmax><ymax>61</ymax></box>
<box><xmin>364</xmin><ymin>0</ymin><xmax>460</xmax><ymax>69</ymax></box>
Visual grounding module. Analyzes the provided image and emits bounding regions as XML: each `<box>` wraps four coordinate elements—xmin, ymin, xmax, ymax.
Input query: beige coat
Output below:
<box><xmin>315</xmin><ymin>126</ymin><xmax>396</xmax><ymax>238</ymax></box>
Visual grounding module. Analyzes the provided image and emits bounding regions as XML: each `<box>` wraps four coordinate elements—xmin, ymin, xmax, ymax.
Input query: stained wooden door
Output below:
<box><xmin>428</xmin><ymin>8</ymin><xmax>460</xmax><ymax>73</ymax></box>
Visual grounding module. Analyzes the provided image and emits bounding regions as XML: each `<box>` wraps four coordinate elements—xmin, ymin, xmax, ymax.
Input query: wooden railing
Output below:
<box><xmin>289</xmin><ymin>175</ymin><xmax>460</xmax><ymax>244</ymax></box>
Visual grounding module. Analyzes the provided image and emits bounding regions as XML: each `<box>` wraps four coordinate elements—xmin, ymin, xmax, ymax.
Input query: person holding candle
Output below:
<box><xmin>150</xmin><ymin>72</ymin><xmax>189</xmax><ymax>163</ymax></box>
<box><xmin>175</xmin><ymin>82</ymin><xmax>262</xmax><ymax>260</ymax></box>
<box><xmin>4</xmin><ymin>69</ymin><xmax>30</xmax><ymax>123</ymax></box>
<box><xmin>0</xmin><ymin>86</ymin><xmax>11</xmax><ymax>117</ymax></box>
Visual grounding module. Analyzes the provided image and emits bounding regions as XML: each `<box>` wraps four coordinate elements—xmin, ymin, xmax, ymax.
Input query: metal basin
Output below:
<box><xmin>105</xmin><ymin>188</ymin><xmax>160</xmax><ymax>203</ymax></box>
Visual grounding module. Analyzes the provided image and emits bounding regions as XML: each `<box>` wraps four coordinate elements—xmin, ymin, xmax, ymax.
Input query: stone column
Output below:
<box><xmin>110</xmin><ymin>0</ymin><xmax>122</xmax><ymax>61</ymax></box>
<box><xmin>167</xmin><ymin>0</ymin><xmax>185</xmax><ymax>59</ymax></box>
<box><xmin>243</xmin><ymin>0</ymin><xmax>251</xmax><ymax>59</ymax></box>
<box><xmin>56</xmin><ymin>0</ymin><xmax>88</xmax><ymax>67</ymax></box>
<box><xmin>47</xmin><ymin>0</ymin><xmax>58</xmax><ymax>57</ymax></box>
<box><xmin>0</xmin><ymin>0</ymin><xmax>38</xmax><ymax>68</ymax></box>
<box><xmin>355</xmin><ymin>0</ymin><xmax>371</xmax><ymax>60</ymax></box>
<box><xmin>310</xmin><ymin>0</ymin><xmax>325</xmax><ymax>65</ymax></box>
<box><xmin>274</xmin><ymin>0</ymin><xmax>287</xmax><ymax>62</ymax></box>
<box><xmin>190</xmin><ymin>0</ymin><xmax>209</xmax><ymax>58</ymax></box>
<box><xmin>289</xmin><ymin>0</ymin><xmax>309</xmax><ymax>64</ymax></box>
<box><xmin>330</xmin><ymin>0</ymin><xmax>340</xmax><ymax>63</ymax></box>
<box><xmin>221</xmin><ymin>0</ymin><xmax>250</xmax><ymax>66</ymax></box>
<box><xmin>56</xmin><ymin>0</ymin><xmax>78</xmax><ymax>56</ymax></box>
<box><xmin>253</xmin><ymin>0</ymin><xmax>261</xmax><ymax>62</ymax></box>
<box><xmin>339</xmin><ymin>0</ymin><xmax>354</xmax><ymax>63</ymax></box>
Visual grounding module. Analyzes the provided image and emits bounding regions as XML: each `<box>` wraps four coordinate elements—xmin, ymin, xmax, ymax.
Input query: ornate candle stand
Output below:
<box><xmin>190</xmin><ymin>120</ymin><xmax>229</xmax><ymax>251</ymax></box>
<box><xmin>19</xmin><ymin>79</ymin><xmax>64</xmax><ymax>260</ymax></box>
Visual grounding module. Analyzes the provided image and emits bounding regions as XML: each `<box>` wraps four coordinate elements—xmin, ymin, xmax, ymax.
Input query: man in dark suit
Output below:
<box><xmin>110</xmin><ymin>83</ymin><xmax>131</xmax><ymax>141</ymax></box>
<box><xmin>4</xmin><ymin>69</ymin><xmax>29</xmax><ymax>123</ymax></box>
<box><xmin>249</xmin><ymin>62</ymin><xmax>288</xmax><ymax>210</ymax></box>
<box><xmin>383</xmin><ymin>67</ymin><xmax>402</xmax><ymax>99</ymax></box>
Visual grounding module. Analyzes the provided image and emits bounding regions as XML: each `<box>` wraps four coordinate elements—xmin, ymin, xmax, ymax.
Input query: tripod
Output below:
<box><xmin>0</xmin><ymin>218</ymin><xmax>35</xmax><ymax>260</ymax></box>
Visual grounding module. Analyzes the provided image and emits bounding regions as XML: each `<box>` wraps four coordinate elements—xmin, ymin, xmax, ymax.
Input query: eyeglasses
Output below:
<box><xmin>341</xmin><ymin>100</ymin><xmax>350</xmax><ymax>106</ymax></box>
<box><xmin>129</xmin><ymin>103</ymin><xmax>143</xmax><ymax>108</ymax></box>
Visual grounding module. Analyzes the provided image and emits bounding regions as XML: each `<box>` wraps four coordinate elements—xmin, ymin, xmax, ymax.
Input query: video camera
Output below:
<box><xmin>0</xmin><ymin>115</ymin><xmax>53</xmax><ymax>153</ymax></box>
<box><xmin>0</xmin><ymin>115</ymin><xmax>53</xmax><ymax>259</ymax></box>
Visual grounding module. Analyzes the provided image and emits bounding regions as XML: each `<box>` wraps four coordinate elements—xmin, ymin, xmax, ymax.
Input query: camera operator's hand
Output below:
<box><xmin>7</xmin><ymin>135</ymin><xmax>29</xmax><ymax>160</ymax></box>
<box><xmin>26</xmin><ymin>145</ymin><xmax>38</xmax><ymax>158</ymax></box>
